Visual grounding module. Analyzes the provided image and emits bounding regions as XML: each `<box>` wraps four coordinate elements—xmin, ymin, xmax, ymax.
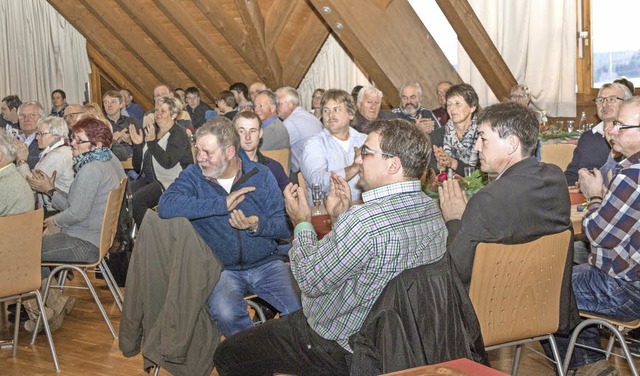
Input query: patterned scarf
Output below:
<box><xmin>73</xmin><ymin>147</ymin><xmax>113</xmax><ymax>173</ymax></box>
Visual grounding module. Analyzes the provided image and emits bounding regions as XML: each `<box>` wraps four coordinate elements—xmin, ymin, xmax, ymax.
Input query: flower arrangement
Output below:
<box><xmin>539</xmin><ymin>124</ymin><xmax>580</xmax><ymax>142</ymax></box>
<box><xmin>422</xmin><ymin>169</ymin><xmax>486</xmax><ymax>199</ymax></box>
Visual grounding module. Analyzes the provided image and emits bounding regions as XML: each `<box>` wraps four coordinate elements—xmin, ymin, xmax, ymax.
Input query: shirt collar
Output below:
<box><xmin>362</xmin><ymin>180</ymin><xmax>422</xmax><ymax>202</ymax></box>
<box><xmin>262</xmin><ymin>115</ymin><xmax>277</xmax><ymax>128</ymax></box>
<box><xmin>592</xmin><ymin>121</ymin><xmax>604</xmax><ymax>136</ymax></box>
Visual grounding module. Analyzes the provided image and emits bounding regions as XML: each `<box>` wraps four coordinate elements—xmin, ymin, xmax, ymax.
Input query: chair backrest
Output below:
<box><xmin>262</xmin><ymin>148</ymin><xmax>290</xmax><ymax>174</ymax></box>
<box><xmin>540</xmin><ymin>143</ymin><xmax>576</xmax><ymax>171</ymax></box>
<box><xmin>468</xmin><ymin>230</ymin><xmax>571</xmax><ymax>347</ymax></box>
<box><xmin>98</xmin><ymin>178</ymin><xmax>128</xmax><ymax>259</ymax></box>
<box><xmin>0</xmin><ymin>210</ymin><xmax>44</xmax><ymax>297</ymax></box>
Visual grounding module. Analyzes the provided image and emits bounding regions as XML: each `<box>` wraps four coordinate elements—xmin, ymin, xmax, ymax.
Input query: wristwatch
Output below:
<box><xmin>45</xmin><ymin>188</ymin><xmax>56</xmax><ymax>198</ymax></box>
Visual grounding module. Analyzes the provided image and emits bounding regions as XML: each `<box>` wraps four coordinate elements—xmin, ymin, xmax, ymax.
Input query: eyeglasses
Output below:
<box><xmin>593</xmin><ymin>96</ymin><xmax>623</xmax><ymax>105</ymax></box>
<box><xmin>72</xmin><ymin>136</ymin><xmax>91</xmax><ymax>144</ymax></box>
<box><xmin>360</xmin><ymin>145</ymin><xmax>395</xmax><ymax>159</ymax></box>
<box><xmin>612</xmin><ymin>120</ymin><xmax>640</xmax><ymax>131</ymax></box>
<box><xmin>35</xmin><ymin>131</ymin><xmax>51</xmax><ymax>137</ymax></box>
<box><xmin>510</xmin><ymin>94</ymin><xmax>528</xmax><ymax>99</ymax></box>
<box><xmin>63</xmin><ymin>112</ymin><xmax>83</xmax><ymax>120</ymax></box>
<box><xmin>19</xmin><ymin>113</ymin><xmax>39</xmax><ymax>119</ymax></box>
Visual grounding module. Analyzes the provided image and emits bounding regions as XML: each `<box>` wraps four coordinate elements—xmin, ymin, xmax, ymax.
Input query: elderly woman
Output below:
<box><xmin>128</xmin><ymin>96</ymin><xmax>193</xmax><ymax>226</ymax></box>
<box><xmin>433</xmin><ymin>84</ymin><xmax>480</xmax><ymax>176</ymax></box>
<box><xmin>19</xmin><ymin>116</ymin><xmax>74</xmax><ymax>214</ymax></box>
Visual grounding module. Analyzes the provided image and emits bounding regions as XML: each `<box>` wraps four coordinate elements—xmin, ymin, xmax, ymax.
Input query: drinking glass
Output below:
<box><xmin>312</xmin><ymin>184</ymin><xmax>323</xmax><ymax>207</ymax></box>
<box><xmin>464</xmin><ymin>167</ymin><xmax>475</xmax><ymax>177</ymax></box>
<box><xmin>566</xmin><ymin>120</ymin><xmax>574</xmax><ymax>133</ymax></box>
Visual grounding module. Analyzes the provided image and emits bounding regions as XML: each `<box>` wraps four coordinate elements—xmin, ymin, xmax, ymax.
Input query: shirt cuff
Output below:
<box><xmin>294</xmin><ymin>222</ymin><xmax>315</xmax><ymax>236</ymax></box>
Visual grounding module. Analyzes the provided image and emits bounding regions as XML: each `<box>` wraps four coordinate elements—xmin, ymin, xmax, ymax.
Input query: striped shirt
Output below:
<box><xmin>584</xmin><ymin>151</ymin><xmax>640</xmax><ymax>281</ymax></box>
<box><xmin>290</xmin><ymin>180</ymin><xmax>447</xmax><ymax>350</ymax></box>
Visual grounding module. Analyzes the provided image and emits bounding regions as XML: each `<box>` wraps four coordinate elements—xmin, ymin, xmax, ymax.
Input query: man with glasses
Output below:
<box><xmin>213</xmin><ymin>118</ymin><xmax>447</xmax><ymax>376</ymax></box>
<box><xmin>565</xmin><ymin>82</ymin><xmax>632</xmax><ymax>185</ymax></box>
<box><xmin>62</xmin><ymin>103</ymin><xmax>84</xmax><ymax>128</ymax></box>
<box><xmin>553</xmin><ymin>96</ymin><xmax>640</xmax><ymax>376</ymax></box>
<box><xmin>16</xmin><ymin>101</ymin><xmax>45</xmax><ymax>169</ymax></box>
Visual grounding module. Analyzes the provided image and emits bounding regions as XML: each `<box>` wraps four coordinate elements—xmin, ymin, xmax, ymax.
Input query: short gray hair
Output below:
<box><xmin>196</xmin><ymin>116</ymin><xmax>240</xmax><ymax>152</ymax></box>
<box><xmin>599</xmin><ymin>82</ymin><xmax>633</xmax><ymax>100</ymax></box>
<box><xmin>38</xmin><ymin>116</ymin><xmax>69</xmax><ymax>139</ymax></box>
<box><xmin>357</xmin><ymin>86</ymin><xmax>383</xmax><ymax>104</ymax></box>
<box><xmin>256</xmin><ymin>89</ymin><xmax>278</xmax><ymax>112</ymax></box>
<box><xmin>275</xmin><ymin>87</ymin><xmax>300</xmax><ymax>106</ymax></box>
<box><xmin>0</xmin><ymin>129</ymin><xmax>18</xmax><ymax>162</ymax></box>
<box><xmin>399</xmin><ymin>82</ymin><xmax>423</xmax><ymax>99</ymax></box>
<box><xmin>17</xmin><ymin>101</ymin><xmax>45</xmax><ymax>118</ymax></box>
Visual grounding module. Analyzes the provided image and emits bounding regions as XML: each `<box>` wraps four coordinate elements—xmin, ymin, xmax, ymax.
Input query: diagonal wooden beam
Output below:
<box><xmin>308</xmin><ymin>0</ymin><xmax>460</xmax><ymax>108</ymax></box>
<box><xmin>152</xmin><ymin>0</ymin><xmax>243</xmax><ymax>85</ymax></box>
<box><xmin>114</xmin><ymin>0</ymin><xmax>223</xmax><ymax>100</ymax></box>
<box><xmin>265</xmin><ymin>0</ymin><xmax>298</xmax><ymax>50</ymax></box>
<box><xmin>233</xmin><ymin>0</ymin><xmax>282</xmax><ymax>87</ymax></box>
<box><xmin>435</xmin><ymin>0</ymin><xmax>516</xmax><ymax>101</ymax></box>
<box><xmin>282</xmin><ymin>11</ymin><xmax>329</xmax><ymax>88</ymax></box>
<box><xmin>190</xmin><ymin>0</ymin><xmax>276</xmax><ymax>86</ymax></box>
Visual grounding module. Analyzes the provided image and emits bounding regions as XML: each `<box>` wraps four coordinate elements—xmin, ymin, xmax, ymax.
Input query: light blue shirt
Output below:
<box><xmin>301</xmin><ymin>127</ymin><xmax>367</xmax><ymax>202</ymax></box>
<box><xmin>283</xmin><ymin>106</ymin><xmax>323</xmax><ymax>173</ymax></box>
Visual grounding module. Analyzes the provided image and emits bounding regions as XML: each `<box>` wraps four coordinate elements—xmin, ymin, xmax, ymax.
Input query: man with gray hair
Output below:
<box><xmin>392</xmin><ymin>82</ymin><xmax>440</xmax><ymax>134</ymax></box>
<box><xmin>351</xmin><ymin>86</ymin><xmax>394</xmax><ymax>133</ymax></box>
<box><xmin>0</xmin><ymin>129</ymin><xmax>35</xmax><ymax>216</ymax></box>
<box><xmin>253</xmin><ymin>89</ymin><xmax>290</xmax><ymax>151</ymax></box>
<box><xmin>158</xmin><ymin>117</ymin><xmax>301</xmax><ymax>338</ymax></box>
<box><xmin>275</xmin><ymin>86</ymin><xmax>322</xmax><ymax>175</ymax></box>
<box><xmin>17</xmin><ymin>101</ymin><xmax>46</xmax><ymax>169</ymax></box>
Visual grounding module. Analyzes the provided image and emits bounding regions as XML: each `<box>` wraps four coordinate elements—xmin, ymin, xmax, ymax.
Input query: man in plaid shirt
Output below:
<box><xmin>213</xmin><ymin>118</ymin><xmax>448</xmax><ymax>376</ymax></box>
<box><xmin>558</xmin><ymin>96</ymin><xmax>640</xmax><ymax>375</ymax></box>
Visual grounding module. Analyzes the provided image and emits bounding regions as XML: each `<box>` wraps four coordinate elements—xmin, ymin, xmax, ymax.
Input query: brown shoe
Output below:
<box><xmin>574</xmin><ymin>360</ymin><xmax>618</xmax><ymax>376</ymax></box>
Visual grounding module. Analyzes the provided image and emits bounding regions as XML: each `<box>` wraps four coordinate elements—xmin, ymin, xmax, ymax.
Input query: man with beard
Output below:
<box><xmin>392</xmin><ymin>82</ymin><xmax>440</xmax><ymax>134</ymax></box>
<box><xmin>158</xmin><ymin>117</ymin><xmax>301</xmax><ymax>338</ymax></box>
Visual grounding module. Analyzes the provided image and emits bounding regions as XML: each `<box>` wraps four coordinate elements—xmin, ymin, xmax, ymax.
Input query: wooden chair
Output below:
<box><xmin>262</xmin><ymin>148</ymin><xmax>290</xmax><ymax>174</ymax></box>
<box><xmin>540</xmin><ymin>143</ymin><xmax>576</xmax><ymax>171</ymax></box>
<box><xmin>0</xmin><ymin>210</ymin><xmax>60</xmax><ymax>372</ymax></box>
<box><xmin>469</xmin><ymin>230</ymin><xmax>572</xmax><ymax>376</ymax></box>
<box><xmin>32</xmin><ymin>178</ymin><xmax>127</xmax><ymax>340</ymax></box>
<box><xmin>562</xmin><ymin>313</ymin><xmax>640</xmax><ymax>376</ymax></box>
<box><xmin>121</xmin><ymin>157</ymin><xmax>133</xmax><ymax>170</ymax></box>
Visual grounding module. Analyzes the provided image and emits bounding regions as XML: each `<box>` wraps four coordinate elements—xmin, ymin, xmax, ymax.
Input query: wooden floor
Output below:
<box><xmin>1</xmin><ymin>274</ymin><xmax>638</xmax><ymax>375</ymax></box>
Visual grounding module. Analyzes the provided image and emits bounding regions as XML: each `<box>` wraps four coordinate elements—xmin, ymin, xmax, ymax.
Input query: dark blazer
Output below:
<box><xmin>447</xmin><ymin>157</ymin><xmax>580</xmax><ymax>334</ymax></box>
<box><xmin>27</xmin><ymin>139</ymin><xmax>40</xmax><ymax>169</ymax></box>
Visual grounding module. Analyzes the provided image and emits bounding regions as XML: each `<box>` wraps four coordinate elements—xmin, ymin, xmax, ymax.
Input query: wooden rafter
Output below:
<box><xmin>114</xmin><ymin>0</ymin><xmax>223</xmax><ymax>100</ymax></box>
<box><xmin>282</xmin><ymin>11</ymin><xmax>329</xmax><ymax>87</ymax></box>
<box><xmin>233</xmin><ymin>0</ymin><xmax>282</xmax><ymax>87</ymax></box>
<box><xmin>265</xmin><ymin>0</ymin><xmax>298</xmax><ymax>50</ymax></box>
<box><xmin>436</xmin><ymin>0</ymin><xmax>516</xmax><ymax>101</ymax></box>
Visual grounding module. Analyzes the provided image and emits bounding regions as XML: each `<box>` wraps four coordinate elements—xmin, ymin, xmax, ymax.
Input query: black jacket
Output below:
<box><xmin>348</xmin><ymin>254</ymin><xmax>488</xmax><ymax>375</ymax></box>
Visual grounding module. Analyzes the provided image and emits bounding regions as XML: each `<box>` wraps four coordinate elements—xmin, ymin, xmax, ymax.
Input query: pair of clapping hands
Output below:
<box><xmin>284</xmin><ymin>173</ymin><xmax>352</xmax><ymax>225</ymax></box>
<box><xmin>25</xmin><ymin>169</ymin><xmax>61</xmax><ymax>236</ymax></box>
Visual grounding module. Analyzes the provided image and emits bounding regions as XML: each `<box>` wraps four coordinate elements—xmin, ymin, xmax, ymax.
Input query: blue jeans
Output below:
<box><xmin>207</xmin><ymin>260</ymin><xmax>301</xmax><ymax>338</ymax></box>
<box><xmin>41</xmin><ymin>233</ymin><xmax>99</xmax><ymax>278</ymax></box>
<box><xmin>554</xmin><ymin>264</ymin><xmax>640</xmax><ymax>368</ymax></box>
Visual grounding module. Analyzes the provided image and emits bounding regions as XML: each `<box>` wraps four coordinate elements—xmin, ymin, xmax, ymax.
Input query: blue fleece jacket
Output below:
<box><xmin>158</xmin><ymin>150</ymin><xmax>291</xmax><ymax>270</ymax></box>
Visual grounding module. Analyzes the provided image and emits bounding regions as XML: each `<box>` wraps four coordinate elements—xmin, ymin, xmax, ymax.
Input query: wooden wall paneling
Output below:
<box><xmin>265</xmin><ymin>0</ymin><xmax>298</xmax><ymax>51</ymax></box>
<box><xmin>307</xmin><ymin>0</ymin><xmax>460</xmax><ymax>108</ymax></box>
<box><xmin>88</xmin><ymin>59</ymin><xmax>102</xmax><ymax>105</ymax></box>
<box><xmin>435</xmin><ymin>0</ymin><xmax>516</xmax><ymax>102</ymax></box>
<box><xmin>87</xmin><ymin>45</ymin><xmax>154</xmax><ymax>110</ymax></box>
<box><xmin>47</xmin><ymin>0</ymin><xmax>158</xmax><ymax>106</ymax></box>
<box><xmin>114</xmin><ymin>0</ymin><xmax>225</xmax><ymax>102</ymax></box>
<box><xmin>191</xmin><ymin>0</ymin><xmax>273</xmax><ymax>85</ymax></box>
<box><xmin>233</xmin><ymin>0</ymin><xmax>283</xmax><ymax>87</ymax></box>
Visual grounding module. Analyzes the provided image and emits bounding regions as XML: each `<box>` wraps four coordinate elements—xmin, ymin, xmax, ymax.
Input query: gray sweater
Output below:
<box><xmin>51</xmin><ymin>156</ymin><xmax>125</xmax><ymax>247</ymax></box>
<box><xmin>0</xmin><ymin>163</ymin><xmax>35</xmax><ymax>216</ymax></box>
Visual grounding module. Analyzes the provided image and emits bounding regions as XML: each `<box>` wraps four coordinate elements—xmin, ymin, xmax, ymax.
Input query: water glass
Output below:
<box><xmin>566</xmin><ymin>120</ymin><xmax>574</xmax><ymax>133</ymax></box>
<box><xmin>464</xmin><ymin>167</ymin><xmax>475</xmax><ymax>177</ymax></box>
<box><xmin>311</xmin><ymin>184</ymin><xmax>323</xmax><ymax>207</ymax></box>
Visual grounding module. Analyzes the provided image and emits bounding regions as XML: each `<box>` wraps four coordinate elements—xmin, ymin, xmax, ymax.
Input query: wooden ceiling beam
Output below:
<box><xmin>308</xmin><ymin>0</ymin><xmax>460</xmax><ymax>108</ymax></box>
<box><xmin>265</xmin><ymin>0</ymin><xmax>298</xmax><ymax>50</ymax></box>
<box><xmin>152</xmin><ymin>0</ymin><xmax>242</xmax><ymax>85</ymax></box>
<box><xmin>114</xmin><ymin>0</ymin><xmax>223</xmax><ymax>100</ymax></box>
<box><xmin>233</xmin><ymin>0</ymin><xmax>282</xmax><ymax>87</ymax></box>
<box><xmin>190</xmin><ymin>0</ymin><xmax>275</xmax><ymax>86</ymax></box>
<box><xmin>282</xmin><ymin>11</ymin><xmax>329</xmax><ymax>88</ymax></box>
<box><xmin>436</xmin><ymin>0</ymin><xmax>516</xmax><ymax>101</ymax></box>
<box><xmin>87</xmin><ymin>44</ymin><xmax>153</xmax><ymax>109</ymax></box>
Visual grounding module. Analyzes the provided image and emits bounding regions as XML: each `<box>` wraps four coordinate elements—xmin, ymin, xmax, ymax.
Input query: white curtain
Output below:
<box><xmin>297</xmin><ymin>34</ymin><xmax>372</xmax><ymax>111</ymax></box>
<box><xmin>457</xmin><ymin>0</ymin><xmax>576</xmax><ymax>117</ymax></box>
<box><xmin>0</xmin><ymin>0</ymin><xmax>91</xmax><ymax>109</ymax></box>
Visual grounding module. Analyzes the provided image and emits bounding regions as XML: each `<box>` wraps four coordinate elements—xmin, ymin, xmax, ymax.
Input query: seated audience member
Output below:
<box><xmin>158</xmin><ymin>118</ymin><xmax>301</xmax><ymax>338</ymax></box>
<box><xmin>599</xmin><ymin>121</ymin><xmax>624</xmax><ymax>187</ymax></box>
<box><xmin>2</xmin><ymin>95</ymin><xmax>22</xmax><ymax>134</ymax></box>
<box><xmin>29</xmin><ymin>117</ymin><xmax>126</xmax><ymax>330</ymax></box>
<box><xmin>509</xmin><ymin>84</ymin><xmax>542</xmax><ymax>122</ymax></box>
<box><xmin>102</xmin><ymin>90</ymin><xmax>141</xmax><ymax>157</ymax></box>
<box><xmin>554</xmin><ymin>96</ymin><xmax>640</xmax><ymax>375</ymax></box>
<box><xmin>253</xmin><ymin>90</ymin><xmax>290</xmax><ymax>151</ymax></box>
<box><xmin>185</xmin><ymin>86</ymin><xmax>213</xmax><ymax>129</ymax></box>
<box><xmin>565</xmin><ymin>82</ymin><xmax>632</xmax><ymax>185</ymax></box>
<box><xmin>213</xmin><ymin>118</ymin><xmax>447</xmax><ymax>376</ymax></box>
<box><xmin>119</xmin><ymin>89</ymin><xmax>144</xmax><ymax>124</ymax></box>
<box><xmin>439</xmin><ymin>101</ymin><xmax>579</xmax><ymax>366</ymax></box>
<box><xmin>229</xmin><ymin>82</ymin><xmax>252</xmax><ymax>111</ymax></box>
<box><xmin>614</xmin><ymin>76</ymin><xmax>635</xmax><ymax>94</ymax></box>
<box><xmin>128</xmin><ymin>96</ymin><xmax>193</xmax><ymax>227</ymax></box>
<box><xmin>234</xmin><ymin>111</ymin><xmax>289</xmax><ymax>192</ymax></box>
<box><xmin>301</xmin><ymin>89</ymin><xmax>366</xmax><ymax>202</ymax></box>
<box><xmin>217</xmin><ymin>90</ymin><xmax>238</xmax><ymax>121</ymax></box>
<box><xmin>17</xmin><ymin>101</ymin><xmax>45</xmax><ymax>169</ymax></box>
<box><xmin>310</xmin><ymin>88</ymin><xmax>324</xmax><ymax>119</ymax></box>
<box><xmin>174</xmin><ymin>87</ymin><xmax>186</xmax><ymax>105</ymax></box>
<box><xmin>50</xmin><ymin>89</ymin><xmax>68</xmax><ymax>118</ymax></box>
<box><xmin>432</xmin><ymin>84</ymin><xmax>480</xmax><ymax>175</ymax></box>
<box><xmin>76</xmin><ymin>104</ymin><xmax>128</xmax><ymax>161</ymax></box>
<box><xmin>275</xmin><ymin>86</ymin><xmax>322</xmax><ymax>175</ymax></box>
<box><xmin>248</xmin><ymin>82</ymin><xmax>267</xmax><ymax>103</ymax></box>
<box><xmin>433</xmin><ymin>81</ymin><xmax>453</xmax><ymax>125</ymax></box>
<box><xmin>63</xmin><ymin>103</ymin><xmax>84</xmax><ymax>128</ymax></box>
<box><xmin>0</xmin><ymin>129</ymin><xmax>35</xmax><ymax>216</ymax></box>
<box><xmin>17</xmin><ymin>116</ymin><xmax>74</xmax><ymax>214</ymax></box>
<box><xmin>351</xmin><ymin>86</ymin><xmax>394</xmax><ymax>133</ymax></box>
<box><xmin>392</xmin><ymin>82</ymin><xmax>440</xmax><ymax>134</ymax></box>
<box><xmin>143</xmin><ymin>84</ymin><xmax>192</xmax><ymax>131</ymax></box>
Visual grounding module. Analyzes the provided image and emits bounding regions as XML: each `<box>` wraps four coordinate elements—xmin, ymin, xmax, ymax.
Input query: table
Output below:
<box><xmin>382</xmin><ymin>358</ymin><xmax>508</xmax><ymax>375</ymax></box>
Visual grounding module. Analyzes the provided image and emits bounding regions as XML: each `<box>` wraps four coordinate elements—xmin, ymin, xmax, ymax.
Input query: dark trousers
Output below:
<box><xmin>213</xmin><ymin>310</ymin><xmax>350</xmax><ymax>376</ymax></box>
<box><xmin>130</xmin><ymin>179</ymin><xmax>163</xmax><ymax>227</ymax></box>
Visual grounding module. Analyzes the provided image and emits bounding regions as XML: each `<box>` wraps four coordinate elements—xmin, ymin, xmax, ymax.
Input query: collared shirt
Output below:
<box><xmin>584</xmin><ymin>151</ymin><xmax>640</xmax><ymax>281</ymax></box>
<box><xmin>262</xmin><ymin>115</ymin><xmax>277</xmax><ymax>129</ymax></box>
<box><xmin>283</xmin><ymin>106</ymin><xmax>322</xmax><ymax>172</ymax></box>
<box><xmin>50</xmin><ymin>103</ymin><xmax>68</xmax><ymax>117</ymax></box>
<box><xmin>443</xmin><ymin>118</ymin><xmax>479</xmax><ymax>166</ymax></box>
<box><xmin>591</xmin><ymin>121</ymin><xmax>605</xmax><ymax>136</ymax></box>
<box><xmin>19</xmin><ymin>132</ymin><xmax>36</xmax><ymax>146</ymax></box>
<box><xmin>291</xmin><ymin>180</ymin><xmax>447</xmax><ymax>350</ymax></box>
